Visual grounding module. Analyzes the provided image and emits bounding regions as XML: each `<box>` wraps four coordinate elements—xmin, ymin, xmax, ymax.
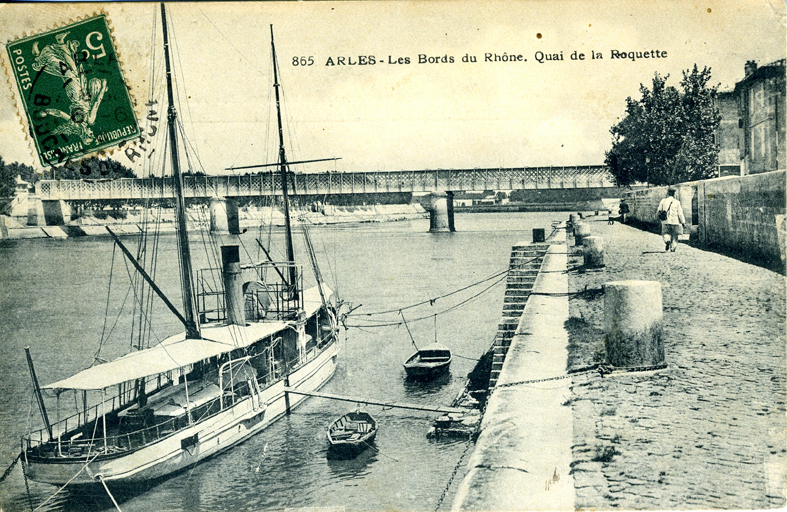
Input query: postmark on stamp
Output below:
<box><xmin>6</xmin><ymin>14</ymin><xmax>139</xmax><ymax>166</ymax></box>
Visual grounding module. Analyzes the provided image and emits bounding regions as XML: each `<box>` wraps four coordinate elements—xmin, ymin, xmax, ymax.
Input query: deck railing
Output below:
<box><xmin>23</xmin><ymin>339</ymin><xmax>331</xmax><ymax>457</ymax></box>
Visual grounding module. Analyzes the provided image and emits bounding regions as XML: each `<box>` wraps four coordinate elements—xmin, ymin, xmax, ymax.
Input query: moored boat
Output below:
<box><xmin>403</xmin><ymin>343</ymin><xmax>452</xmax><ymax>380</ymax></box>
<box><xmin>21</xmin><ymin>5</ymin><xmax>342</xmax><ymax>488</ymax></box>
<box><xmin>326</xmin><ymin>410</ymin><xmax>378</xmax><ymax>459</ymax></box>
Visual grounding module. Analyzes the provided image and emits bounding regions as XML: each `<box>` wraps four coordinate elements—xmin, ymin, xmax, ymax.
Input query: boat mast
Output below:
<box><xmin>161</xmin><ymin>3</ymin><xmax>200</xmax><ymax>339</ymax></box>
<box><xmin>270</xmin><ymin>25</ymin><xmax>298</xmax><ymax>299</ymax></box>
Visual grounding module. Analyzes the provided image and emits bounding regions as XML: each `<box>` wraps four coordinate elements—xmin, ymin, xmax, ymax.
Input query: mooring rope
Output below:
<box><xmin>98</xmin><ymin>475</ymin><xmax>123</xmax><ymax>512</ymax></box>
<box><xmin>351</xmin><ymin>254</ymin><xmax>546</xmax><ymax>320</ymax></box>
<box><xmin>32</xmin><ymin>451</ymin><xmax>101</xmax><ymax>511</ymax></box>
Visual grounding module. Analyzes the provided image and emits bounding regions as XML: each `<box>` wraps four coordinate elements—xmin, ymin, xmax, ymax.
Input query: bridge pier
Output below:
<box><xmin>209</xmin><ymin>197</ymin><xmax>240</xmax><ymax>235</ymax></box>
<box><xmin>40</xmin><ymin>200</ymin><xmax>71</xmax><ymax>226</ymax></box>
<box><xmin>428</xmin><ymin>192</ymin><xmax>455</xmax><ymax>233</ymax></box>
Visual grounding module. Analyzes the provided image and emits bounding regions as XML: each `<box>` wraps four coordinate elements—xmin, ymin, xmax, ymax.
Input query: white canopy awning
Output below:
<box><xmin>43</xmin><ymin>283</ymin><xmax>333</xmax><ymax>391</ymax></box>
<box><xmin>42</xmin><ymin>284</ymin><xmax>333</xmax><ymax>391</ymax></box>
<box><xmin>43</xmin><ymin>322</ymin><xmax>287</xmax><ymax>391</ymax></box>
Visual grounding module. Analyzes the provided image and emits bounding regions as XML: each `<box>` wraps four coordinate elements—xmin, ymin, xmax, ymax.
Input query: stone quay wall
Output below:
<box><xmin>623</xmin><ymin>170</ymin><xmax>786</xmax><ymax>268</ymax></box>
<box><xmin>452</xmin><ymin>230</ymin><xmax>575</xmax><ymax>511</ymax></box>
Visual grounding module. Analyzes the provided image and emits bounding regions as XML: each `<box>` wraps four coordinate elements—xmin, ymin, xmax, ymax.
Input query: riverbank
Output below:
<box><xmin>566</xmin><ymin>216</ymin><xmax>785</xmax><ymax>509</ymax></box>
<box><xmin>0</xmin><ymin>203</ymin><xmax>427</xmax><ymax>239</ymax></box>
<box><xmin>451</xmin><ymin>214</ymin><xmax>785</xmax><ymax>510</ymax></box>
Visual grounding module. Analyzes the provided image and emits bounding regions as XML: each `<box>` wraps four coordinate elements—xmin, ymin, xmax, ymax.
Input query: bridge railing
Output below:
<box><xmin>36</xmin><ymin>167</ymin><xmax>614</xmax><ymax>201</ymax></box>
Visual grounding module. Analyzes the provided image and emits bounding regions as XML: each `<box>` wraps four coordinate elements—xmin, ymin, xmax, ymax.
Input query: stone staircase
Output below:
<box><xmin>488</xmin><ymin>243</ymin><xmax>550</xmax><ymax>389</ymax></box>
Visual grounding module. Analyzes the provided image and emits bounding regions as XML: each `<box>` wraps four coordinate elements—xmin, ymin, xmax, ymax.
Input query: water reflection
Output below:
<box><xmin>403</xmin><ymin>372</ymin><xmax>452</xmax><ymax>396</ymax></box>
<box><xmin>326</xmin><ymin>447</ymin><xmax>378</xmax><ymax>473</ymax></box>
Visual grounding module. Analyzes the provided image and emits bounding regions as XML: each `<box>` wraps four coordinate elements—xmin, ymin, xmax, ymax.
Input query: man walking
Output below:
<box><xmin>657</xmin><ymin>188</ymin><xmax>686</xmax><ymax>252</ymax></box>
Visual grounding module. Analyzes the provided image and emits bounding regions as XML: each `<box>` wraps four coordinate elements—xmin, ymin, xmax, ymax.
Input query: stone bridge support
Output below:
<box><xmin>427</xmin><ymin>192</ymin><xmax>455</xmax><ymax>233</ymax></box>
<box><xmin>41</xmin><ymin>200</ymin><xmax>71</xmax><ymax>226</ymax></box>
<box><xmin>209</xmin><ymin>197</ymin><xmax>240</xmax><ymax>235</ymax></box>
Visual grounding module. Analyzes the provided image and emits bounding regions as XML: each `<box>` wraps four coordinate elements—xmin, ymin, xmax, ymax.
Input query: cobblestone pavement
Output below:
<box><xmin>567</xmin><ymin>217</ymin><xmax>786</xmax><ymax>510</ymax></box>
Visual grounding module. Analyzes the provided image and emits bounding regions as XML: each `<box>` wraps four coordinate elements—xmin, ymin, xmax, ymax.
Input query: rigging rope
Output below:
<box><xmin>96</xmin><ymin>244</ymin><xmax>117</xmax><ymax>361</ymax></box>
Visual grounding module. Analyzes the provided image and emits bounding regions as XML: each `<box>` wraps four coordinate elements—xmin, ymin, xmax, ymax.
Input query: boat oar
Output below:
<box><xmin>400</xmin><ymin>311</ymin><xmax>418</xmax><ymax>351</ymax></box>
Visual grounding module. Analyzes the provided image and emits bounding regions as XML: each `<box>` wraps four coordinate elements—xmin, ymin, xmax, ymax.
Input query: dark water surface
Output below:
<box><xmin>0</xmin><ymin>212</ymin><xmax>566</xmax><ymax>512</ymax></box>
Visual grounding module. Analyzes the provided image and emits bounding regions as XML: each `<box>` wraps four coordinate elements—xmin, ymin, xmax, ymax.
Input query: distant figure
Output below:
<box><xmin>618</xmin><ymin>199</ymin><xmax>630</xmax><ymax>224</ymax></box>
<box><xmin>657</xmin><ymin>189</ymin><xmax>686</xmax><ymax>252</ymax></box>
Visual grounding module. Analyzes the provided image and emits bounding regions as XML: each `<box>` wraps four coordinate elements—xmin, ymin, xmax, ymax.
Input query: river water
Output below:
<box><xmin>0</xmin><ymin>212</ymin><xmax>566</xmax><ymax>512</ymax></box>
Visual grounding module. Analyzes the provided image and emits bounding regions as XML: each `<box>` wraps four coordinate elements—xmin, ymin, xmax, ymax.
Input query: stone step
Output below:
<box><xmin>505</xmin><ymin>281</ymin><xmax>536</xmax><ymax>288</ymax></box>
<box><xmin>506</xmin><ymin>284</ymin><xmax>534</xmax><ymax>291</ymax></box>
<box><xmin>510</xmin><ymin>256</ymin><xmax>543</xmax><ymax>261</ymax></box>
<box><xmin>509</xmin><ymin>264</ymin><xmax>543</xmax><ymax>272</ymax></box>
<box><xmin>507</xmin><ymin>274</ymin><xmax>539</xmax><ymax>280</ymax></box>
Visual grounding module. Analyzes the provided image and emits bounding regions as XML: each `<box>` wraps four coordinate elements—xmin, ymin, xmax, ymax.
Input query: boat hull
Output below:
<box><xmin>326</xmin><ymin>431</ymin><xmax>376</xmax><ymax>459</ymax></box>
<box><xmin>403</xmin><ymin>361</ymin><xmax>450</xmax><ymax>380</ymax></box>
<box><xmin>25</xmin><ymin>340</ymin><xmax>340</xmax><ymax>486</ymax></box>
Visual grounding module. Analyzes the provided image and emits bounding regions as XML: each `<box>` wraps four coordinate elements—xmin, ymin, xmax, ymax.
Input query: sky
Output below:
<box><xmin>0</xmin><ymin>0</ymin><xmax>784</xmax><ymax>177</ymax></box>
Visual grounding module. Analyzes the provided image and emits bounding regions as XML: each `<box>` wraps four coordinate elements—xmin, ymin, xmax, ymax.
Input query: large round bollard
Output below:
<box><xmin>603</xmin><ymin>280</ymin><xmax>664</xmax><ymax>367</ymax></box>
<box><xmin>583</xmin><ymin>236</ymin><xmax>604</xmax><ymax>268</ymax></box>
<box><xmin>574</xmin><ymin>222</ymin><xmax>591</xmax><ymax>245</ymax></box>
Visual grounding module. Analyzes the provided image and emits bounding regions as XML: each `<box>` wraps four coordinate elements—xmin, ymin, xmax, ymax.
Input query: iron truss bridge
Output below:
<box><xmin>36</xmin><ymin>166</ymin><xmax>614</xmax><ymax>201</ymax></box>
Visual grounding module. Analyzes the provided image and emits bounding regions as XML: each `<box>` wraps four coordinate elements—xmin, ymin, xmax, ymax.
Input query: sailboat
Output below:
<box><xmin>20</xmin><ymin>5</ymin><xmax>341</xmax><ymax>486</ymax></box>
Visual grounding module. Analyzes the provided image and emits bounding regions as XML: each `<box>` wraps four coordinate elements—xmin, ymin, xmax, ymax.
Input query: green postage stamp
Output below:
<box><xmin>6</xmin><ymin>14</ymin><xmax>139</xmax><ymax>166</ymax></box>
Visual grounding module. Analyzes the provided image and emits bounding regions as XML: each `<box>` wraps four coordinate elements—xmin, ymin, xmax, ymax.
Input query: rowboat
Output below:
<box><xmin>403</xmin><ymin>343</ymin><xmax>452</xmax><ymax>380</ymax></box>
<box><xmin>326</xmin><ymin>410</ymin><xmax>377</xmax><ymax>459</ymax></box>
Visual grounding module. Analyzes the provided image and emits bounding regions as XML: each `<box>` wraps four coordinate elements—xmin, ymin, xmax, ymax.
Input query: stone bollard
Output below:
<box><xmin>583</xmin><ymin>236</ymin><xmax>604</xmax><ymax>268</ymax></box>
<box><xmin>574</xmin><ymin>222</ymin><xmax>591</xmax><ymax>245</ymax></box>
<box><xmin>532</xmin><ymin>228</ymin><xmax>545</xmax><ymax>243</ymax></box>
<box><xmin>568</xmin><ymin>214</ymin><xmax>578</xmax><ymax>234</ymax></box>
<box><xmin>603</xmin><ymin>280</ymin><xmax>664</xmax><ymax>368</ymax></box>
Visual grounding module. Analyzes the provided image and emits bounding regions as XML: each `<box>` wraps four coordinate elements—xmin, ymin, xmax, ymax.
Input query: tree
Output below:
<box><xmin>605</xmin><ymin>65</ymin><xmax>721</xmax><ymax>186</ymax></box>
<box><xmin>0</xmin><ymin>157</ymin><xmax>38</xmax><ymax>198</ymax></box>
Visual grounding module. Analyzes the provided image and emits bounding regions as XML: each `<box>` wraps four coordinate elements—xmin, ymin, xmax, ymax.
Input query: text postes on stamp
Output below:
<box><xmin>6</xmin><ymin>14</ymin><xmax>139</xmax><ymax>166</ymax></box>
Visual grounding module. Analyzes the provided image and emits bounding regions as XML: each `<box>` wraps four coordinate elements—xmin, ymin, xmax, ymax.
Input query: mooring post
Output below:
<box><xmin>603</xmin><ymin>280</ymin><xmax>664</xmax><ymax>367</ymax></box>
<box><xmin>532</xmin><ymin>228</ymin><xmax>546</xmax><ymax>243</ymax></box>
<box><xmin>582</xmin><ymin>236</ymin><xmax>604</xmax><ymax>268</ymax></box>
<box><xmin>574</xmin><ymin>222</ymin><xmax>591</xmax><ymax>245</ymax></box>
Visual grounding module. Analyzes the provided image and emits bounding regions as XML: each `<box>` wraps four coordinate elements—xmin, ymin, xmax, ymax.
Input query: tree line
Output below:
<box><xmin>0</xmin><ymin>156</ymin><xmax>136</xmax><ymax>198</ymax></box>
